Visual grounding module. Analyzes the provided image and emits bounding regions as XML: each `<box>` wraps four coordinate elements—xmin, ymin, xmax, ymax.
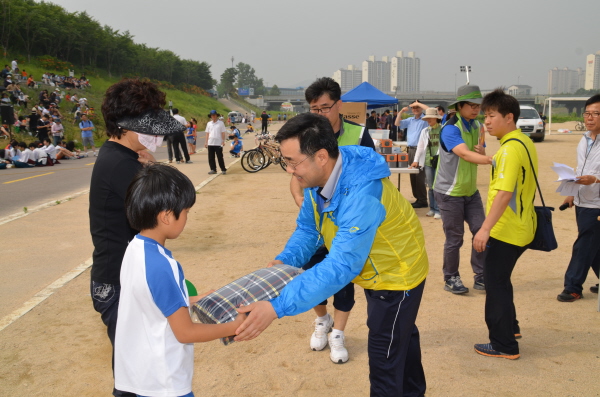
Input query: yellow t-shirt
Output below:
<box><xmin>488</xmin><ymin>130</ymin><xmax>538</xmax><ymax>247</ymax></box>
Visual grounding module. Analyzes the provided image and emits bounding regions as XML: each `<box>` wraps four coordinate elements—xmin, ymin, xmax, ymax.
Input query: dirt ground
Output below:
<box><xmin>0</xmin><ymin>126</ymin><xmax>599</xmax><ymax>396</ymax></box>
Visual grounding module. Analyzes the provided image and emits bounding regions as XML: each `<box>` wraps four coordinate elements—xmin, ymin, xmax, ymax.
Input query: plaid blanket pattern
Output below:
<box><xmin>191</xmin><ymin>264</ymin><xmax>303</xmax><ymax>345</ymax></box>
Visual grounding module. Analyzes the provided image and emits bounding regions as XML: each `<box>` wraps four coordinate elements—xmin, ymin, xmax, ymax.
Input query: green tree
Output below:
<box><xmin>217</xmin><ymin>67</ymin><xmax>237</xmax><ymax>97</ymax></box>
<box><xmin>236</xmin><ymin>62</ymin><xmax>265</xmax><ymax>95</ymax></box>
<box><xmin>269</xmin><ymin>84</ymin><xmax>281</xmax><ymax>96</ymax></box>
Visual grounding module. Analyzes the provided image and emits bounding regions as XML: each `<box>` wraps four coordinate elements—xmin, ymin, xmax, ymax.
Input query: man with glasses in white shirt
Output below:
<box><xmin>557</xmin><ymin>94</ymin><xmax>600</xmax><ymax>302</ymax></box>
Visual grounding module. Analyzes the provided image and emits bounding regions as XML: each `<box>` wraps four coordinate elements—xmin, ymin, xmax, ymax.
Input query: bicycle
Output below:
<box><xmin>575</xmin><ymin>121</ymin><xmax>586</xmax><ymax>131</ymax></box>
<box><xmin>240</xmin><ymin>133</ymin><xmax>288</xmax><ymax>173</ymax></box>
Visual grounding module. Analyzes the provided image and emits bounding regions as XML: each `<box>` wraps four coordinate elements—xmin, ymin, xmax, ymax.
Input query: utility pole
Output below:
<box><xmin>460</xmin><ymin>65</ymin><xmax>472</xmax><ymax>85</ymax></box>
<box><xmin>231</xmin><ymin>56</ymin><xmax>234</xmax><ymax>69</ymax></box>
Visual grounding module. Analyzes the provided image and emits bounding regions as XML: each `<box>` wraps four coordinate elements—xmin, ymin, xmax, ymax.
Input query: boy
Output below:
<box><xmin>472</xmin><ymin>89</ymin><xmax>538</xmax><ymax>360</ymax></box>
<box><xmin>229</xmin><ymin>134</ymin><xmax>243</xmax><ymax>157</ymax></box>
<box><xmin>115</xmin><ymin>164</ymin><xmax>244</xmax><ymax>396</ymax></box>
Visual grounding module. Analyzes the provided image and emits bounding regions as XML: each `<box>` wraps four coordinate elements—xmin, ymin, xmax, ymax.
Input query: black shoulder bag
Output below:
<box><xmin>504</xmin><ymin>138</ymin><xmax>557</xmax><ymax>251</ymax></box>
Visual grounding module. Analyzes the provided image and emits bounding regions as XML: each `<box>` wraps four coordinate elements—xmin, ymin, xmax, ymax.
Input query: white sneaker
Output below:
<box><xmin>310</xmin><ymin>314</ymin><xmax>333</xmax><ymax>351</ymax></box>
<box><xmin>426</xmin><ymin>210</ymin><xmax>435</xmax><ymax>217</ymax></box>
<box><xmin>434</xmin><ymin>213</ymin><xmax>442</xmax><ymax>219</ymax></box>
<box><xmin>328</xmin><ymin>333</ymin><xmax>349</xmax><ymax>364</ymax></box>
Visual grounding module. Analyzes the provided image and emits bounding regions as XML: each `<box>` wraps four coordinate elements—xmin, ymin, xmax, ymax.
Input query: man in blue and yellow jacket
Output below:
<box><xmin>236</xmin><ymin>113</ymin><xmax>429</xmax><ymax>397</ymax></box>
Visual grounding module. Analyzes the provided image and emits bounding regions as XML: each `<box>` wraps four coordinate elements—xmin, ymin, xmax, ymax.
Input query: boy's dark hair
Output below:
<box><xmin>275</xmin><ymin>113</ymin><xmax>339</xmax><ymax>159</ymax></box>
<box><xmin>126</xmin><ymin>164</ymin><xmax>196</xmax><ymax>231</ymax></box>
<box><xmin>481</xmin><ymin>88</ymin><xmax>520</xmax><ymax>122</ymax></box>
<box><xmin>18</xmin><ymin>141</ymin><xmax>26</xmax><ymax>149</ymax></box>
<box><xmin>585</xmin><ymin>94</ymin><xmax>600</xmax><ymax>108</ymax></box>
<box><xmin>28</xmin><ymin>142</ymin><xmax>36</xmax><ymax>149</ymax></box>
<box><xmin>172</xmin><ymin>108</ymin><xmax>179</xmax><ymax>115</ymax></box>
<box><xmin>66</xmin><ymin>141</ymin><xmax>75</xmax><ymax>151</ymax></box>
<box><xmin>101</xmin><ymin>79</ymin><xmax>166</xmax><ymax>139</ymax></box>
<box><xmin>436</xmin><ymin>105</ymin><xmax>445</xmax><ymax>113</ymax></box>
<box><xmin>305</xmin><ymin>77</ymin><xmax>341</xmax><ymax>103</ymax></box>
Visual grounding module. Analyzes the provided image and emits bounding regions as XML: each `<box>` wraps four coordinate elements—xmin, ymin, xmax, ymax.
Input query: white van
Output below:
<box><xmin>228</xmin><ymin>111</ymin><xmax>243</xmax><ymax>124</ymax></box>
<box><xmin>517</xmin><ymin>106</ymin><xmax>545</xmax><ymax>142</ymax></box>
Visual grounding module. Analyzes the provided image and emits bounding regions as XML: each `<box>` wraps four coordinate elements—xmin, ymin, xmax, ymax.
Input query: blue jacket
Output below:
<box><xmin>271</xmin><ymin>146</ymin><xmax>428</xmax><ymax>318</ymax></box>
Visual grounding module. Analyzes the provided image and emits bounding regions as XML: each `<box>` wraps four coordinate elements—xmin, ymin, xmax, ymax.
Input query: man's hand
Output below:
<box><xmin>137</xmin><ymin>150</ymin><xmax>156</xmax><ymax>165</ymax></box>
<box><xmin>473</xmin><ymin>228</ymin><xmax>490</xmax><ymax>253</ymax></box>
<box><xmin>575</xmin><ymin>175</ymin><xmax>598</xmax><ymax>185</ymax></box>
<box><xmin>410</xmin><ymin>162</ymin><xmax>419</xmax><ymax>169</ymax></box>
<box><xmin>563</xmin><ymin>196</ymin><xmax>575</xmax><ymax>208</ymax></box>
<box><xmin>266</xmin><ymin>259</ymin><xmax>284</xmax><ymax>268</ymax></box>
<box><xmin>474</xmin><ymin>144</ymin><xmax>486</xmax><ymax>155</ymax></box>
<box><xmin>234</xmin><ymin>301</ymin><xmax>278</xmax><ymax>341</ymax></box>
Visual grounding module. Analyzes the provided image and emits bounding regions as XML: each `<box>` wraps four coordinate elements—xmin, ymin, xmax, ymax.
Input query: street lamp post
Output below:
<box><xmin>460</xmin><ymin>65</ymin><xmax>472</xmax><ymax>85</ymax></box>
<box><xmin>231</xmin><ymin>56</ymin><xmax>234</xmax><ymax>69</ymax></box>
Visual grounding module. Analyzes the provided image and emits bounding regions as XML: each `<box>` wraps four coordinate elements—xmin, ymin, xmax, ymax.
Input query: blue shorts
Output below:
<box><xmin>186</xmin><ymin>137</ymin><xmax>196</xmax><ymax>144</ymax></box>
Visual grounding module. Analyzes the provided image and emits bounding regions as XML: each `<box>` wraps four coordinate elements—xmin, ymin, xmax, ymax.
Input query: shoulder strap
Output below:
<box><xmin>503</xmin><ymin>138</ymin><xmax>545</xmax><ymax>207</ymax></box>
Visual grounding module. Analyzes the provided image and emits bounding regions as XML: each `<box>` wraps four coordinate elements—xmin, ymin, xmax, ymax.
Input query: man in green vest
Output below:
<box><xmin>433</xmin><ymin>84</ymin><xmax>493</xmax><ymax>294</ymax></box>
<box><xmin>288</xmin><ymin>77</ymin><xmax>374</xmax><ymax>365</ymax></box>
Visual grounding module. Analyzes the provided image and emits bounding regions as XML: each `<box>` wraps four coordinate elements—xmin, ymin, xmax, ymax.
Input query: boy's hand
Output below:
<box><xmin>234</xmin><ymin>301</ymin><xmax>277</xmax><ymax>341</ymax></box>
<box><xmin>474</xmin><ymin>144</ymin><xmax>486</xmax><ymax>155</ymax></box>
<box><xmin>473</xmin><ymin>228</ymin><xmax>490</xmax><ymax>253</ymax></box>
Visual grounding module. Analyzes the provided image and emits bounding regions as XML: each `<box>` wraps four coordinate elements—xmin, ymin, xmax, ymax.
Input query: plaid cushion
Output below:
<box><xmin>191</xmin><ymin>264</ymin><xmax>303</xmax><ymax>345</ymax></box>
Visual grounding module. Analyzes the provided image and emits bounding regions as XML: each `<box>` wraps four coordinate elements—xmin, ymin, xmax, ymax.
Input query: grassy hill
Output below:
<box><xmin>2</xmin><ymin>57</ymin><xmax>230</xmax><ymax>148</ymax></box>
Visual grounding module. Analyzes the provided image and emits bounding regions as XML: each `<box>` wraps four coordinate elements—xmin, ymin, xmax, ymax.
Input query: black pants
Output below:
<box><xmin>90</xmin><ymin>281</ymin><xmax>136</xmax><ymax>397</ymax></box>
<box><xmin>407</xmin><ymin>147</ymin><xmax>427</xmax><ymax>204</ymax></box>
<box><xmin>564</xmin><ymin>206</ymin><xmax>600</xmax><ymax>294</ymax></box>
<box><xmin>365</xmin><ymin>280</ymin><xmax>426</xmax><ymax>397</ymax></box>
<box><xmin>484</xmin><ymin>237</ymin><xmax>526</xmax><ymax>355</ymax></box>
<box><xmin>207</xmin><ymin>145</ymin><xmax>226</xmax><ymax>172</ymax></box>
<box><xmin>261</xmin><ymin>122</ymin><xmax>268</xmax><ymax>133</ymax></box>
<box><xmin>166</xmin><ymin>135</ymin><xmax>175</xmax><ymax>161</ymax></box>
<box><xmin>302</xmin><ymin>246</ymin><xmax>355</xmax><ymax>312</ymax></box>
<box><xmin>173</xmin><ymin>132</ymin><xmax>190</xmax><ymax>162</ymax></box>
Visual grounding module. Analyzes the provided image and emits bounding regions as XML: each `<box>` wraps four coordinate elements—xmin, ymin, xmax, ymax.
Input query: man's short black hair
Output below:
<box><xmin>585</xmin><ymin>94</ymin><xmax>600</xmax><ymax>108</ymax></box>
<box><xmin>305</xmin><ymin>77</ymin><xmax>341</xmax><ymax>103</ymax></box>
<box><xmin>102</xmin><ymin>78</ymin><xmax>167</xmax><ymax>139</ymax></box>
<box><xmin>18</xmin><ymin>141</ymin><xmax>26</xmax><ymax>149</ymax></box>
<box><xmin>276</xmin><ymin>113</ymin><xmax>339</xmax><ymax>159</ymax></box>
<box><xmin>436</xmin><ymin>105</ymin><xmax>445</xmax><ymax>113</ymax></box>
<box><xmin>481</xmin><ymin>88</ymin><xmax>520</xmax><ymax>122</ymax></box>
<box><xmin>126</xmin><ymin>163</ymin><xmax>196</xmax><ymax>231</ymax></box>
<box><xmin>172</xmin><ymin>108</ymin><xmax>179</xmax><ymax>115</ymax></box>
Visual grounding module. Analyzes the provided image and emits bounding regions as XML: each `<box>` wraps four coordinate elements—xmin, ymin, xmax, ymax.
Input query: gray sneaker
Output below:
<box><xmin>208</xmin><ymin>170</ymin><xmax>217</xmax><ymax>175</ymax></box>
<box><xmin>185</xmin><ymin>160</ymin><xmax>193</xmax><ymax>164</ymax></box>
<box><xmin>221</xmin><ymin>171</ymin><xmax>227</xmax><ymax>175</ymax></box>
<box><xmin>444</xmin><ymin>276</ymin><xmax>469</xmax><ymax>294</ymax></box>
<box><xmin>473</xmin><ymin>278</ymin><xmax>485</xmax><ymax>291</ymax></box>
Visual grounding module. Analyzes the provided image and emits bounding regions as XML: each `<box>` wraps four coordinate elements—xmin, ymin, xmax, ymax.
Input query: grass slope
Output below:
<box><xmin>1</xmin><ymin>57</ymin><xmax>230</xmax><ymax>148</ymax></box>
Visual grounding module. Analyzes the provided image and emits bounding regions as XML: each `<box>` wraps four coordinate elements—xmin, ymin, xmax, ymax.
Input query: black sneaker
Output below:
<box><xmin>411</xmin><ymin>201</ymin><xmax>428</xmax><ymax>209</ymax></box>
<box><xmin>591</xmin><ymin>284</ymin><xmax>599</xmax><ymax>294</ymax></box>
<box><xmin>557</xmin><ymin>289</ymin><xmax>583</xmax><ymax>302</ymax></box>
<box><xmin>473</xmin><ymin>279</ymin><xmax>485</xmax><ymax>291</ymax></box>
<box><xmin>444</xmin><ymin>276</ymin><xmax>469</xmax><ymax>294</ymax></box>
<box><xmin>474</xmin><ymin>343</ymin><xmax>520</xmax><ymax>360</ymax></box>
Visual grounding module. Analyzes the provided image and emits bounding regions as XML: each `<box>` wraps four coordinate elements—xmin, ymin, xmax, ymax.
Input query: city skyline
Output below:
<box><xmin>47</xmin><ymin>0</ymin><xmax>600</xmax><ymax>95</ymax></box>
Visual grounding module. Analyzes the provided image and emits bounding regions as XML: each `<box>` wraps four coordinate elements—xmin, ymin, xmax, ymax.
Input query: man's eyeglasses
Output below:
<box><xmin>583</xmin><ymin>111</ymin><xmax>600</xmax><ymax>119</ymax></box>
<box><xmin>310</xmin><ymin>100</ymin><xmax>338</xmax><ymax>114</ymax></box>
<box><xmin>287</xmin><ymin>155</ymin><xmax>311</xmax><ymax>170</ymax></box>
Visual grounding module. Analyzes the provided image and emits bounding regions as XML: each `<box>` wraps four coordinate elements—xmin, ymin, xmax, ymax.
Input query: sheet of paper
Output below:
<box><xmin>551</xmin><ymin>162</ymin><xmax>578</xmax><ymax>181</ymax></box>
<box><xmin>556</xmin><ymin>180</ymin><xmax>579</xmax><ymax>196</ymax></box>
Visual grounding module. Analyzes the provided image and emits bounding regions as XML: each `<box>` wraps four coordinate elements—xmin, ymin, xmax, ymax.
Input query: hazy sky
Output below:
<box><xmin>50</xmin><ymin>0</ymin><xmax>600</xmax><ymax>95</ymax></box>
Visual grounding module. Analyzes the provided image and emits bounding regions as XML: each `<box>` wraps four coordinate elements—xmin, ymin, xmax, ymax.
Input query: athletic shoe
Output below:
<box><xmin>591</xmin><ymin>284</ymin><xmax>599</xmax><ymax>294</ymax></box>
<box><xmin>434</xmin><ymin>213</ymin><xmax>442</xmax><ymax>220</ymax></box>
<box><xmin>185</xmin><ymin>160</ymin><xmax>193</xmax><ymax>164</ymax></box>
<box><xmin>411</xmin><ymin>201</ymin><xmax>428</xmax><ymax>209</ymax></box>
<box><xmin>557</xmin><ymin>289</ymin><xmax>583</xmax><ymax>302</ymax></box>
<box><xmin>93</xmin><ymin>152</ymin><xmax>97</xmax><ymax>157</ymax></box>
<box><xmin>328</xmin><ymin>333</ymin><xmax>349</xmax><ymax>364</ymax></box>
<box><xmin>473</xmin><ymin>279</ymin><xmax>485</xmax><ymax>291</ymax></box>
<box><xmin>221</xmin><ymin>171</ymin><xmax>226</xmax><ymax>175</ymax></box>
<box><xmin>474</xmin><ymin>343</ymin><xmax>520</xmax><ymax>360</ymax></box>
<box><xmin>208</xmin><ymin>170</ymin><xmax>217</xmax><ymax>175</ymax></box>
<box><xmin>444</xmin><ymin>276</ymin><xmax>469</xmax><ymax>294</ymax></box>
<box><xmin>310</xmin><ymin>314</ymin><xmax>333</xmax><ymax>351</ymax></box>
<box><xmin>176</xmin><ymin>161</ymin><xmax>181</xmax><ymax>164</ymax></box>
<box><xmin>426</xmin><ymin>210</ymin><xmax>435</xmax><ymax>217</ymax></box>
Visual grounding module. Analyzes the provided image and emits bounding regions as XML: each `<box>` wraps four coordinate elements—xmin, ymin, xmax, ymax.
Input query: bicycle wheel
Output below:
<box><xmin>241</xmin><ymin>150</ymin><xmax>265</xmax><ymax>173</ymax></box>
<box><xmin>576</xmin><ymin>122</ymin><xmax>585</xmax><ymax>131</ymax></box>
<box><xmin>279</xmin><ymin>157</ymin><xmax>288</xmax><ymax>171</ymax></box>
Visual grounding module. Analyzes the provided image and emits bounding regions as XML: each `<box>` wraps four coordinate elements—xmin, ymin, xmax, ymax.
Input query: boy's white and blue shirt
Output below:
<box><xmin>115</xmin><ymin>234</ymin><xmax>193</xmax><ymax>396</ymax></box>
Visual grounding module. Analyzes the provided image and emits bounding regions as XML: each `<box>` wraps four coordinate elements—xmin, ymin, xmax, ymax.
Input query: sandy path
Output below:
<box><xmin>0</xmin><ymin>129</ymin><xmax>598</xmax><ymax>396</ymax></box>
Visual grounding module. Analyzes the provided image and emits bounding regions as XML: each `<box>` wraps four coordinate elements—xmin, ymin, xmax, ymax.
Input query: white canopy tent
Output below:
<box><xmin>542</xmin><ymin>97</ymin><xmax>589</xmax><ymax>135</ymax></box>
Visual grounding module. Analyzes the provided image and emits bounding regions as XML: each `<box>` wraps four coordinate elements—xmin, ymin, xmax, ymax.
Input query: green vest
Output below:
<box><xmin>337</xmin><ymin>120</ymin><xmax>364</xmax><ymax>146</ymax></box>
<box><xmin>433</xmin><ymin>117</ymin><xmax>481</xmax><ymax>197</ymax></box>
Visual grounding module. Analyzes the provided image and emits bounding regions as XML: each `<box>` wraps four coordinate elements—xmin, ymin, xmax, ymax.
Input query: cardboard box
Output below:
<box><xmin>340</xmin><ymin>102</ymin><xmax>367</xmax><ymax>125</ymax></box>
